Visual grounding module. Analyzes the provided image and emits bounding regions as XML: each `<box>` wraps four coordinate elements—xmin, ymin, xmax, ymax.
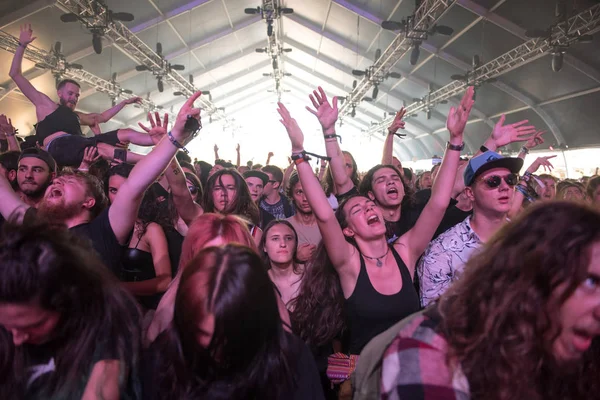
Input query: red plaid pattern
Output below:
<box><xmin>380</xmin><ymin>308</ymin><xmax>471</xmax><ymax>399</ymax></box>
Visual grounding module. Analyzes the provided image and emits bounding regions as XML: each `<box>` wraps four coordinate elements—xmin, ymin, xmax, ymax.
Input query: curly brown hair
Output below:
<box><xmin>438</xmin><ymin>201</ymin><xmax>600</xmax><ymax>400</ymax></box>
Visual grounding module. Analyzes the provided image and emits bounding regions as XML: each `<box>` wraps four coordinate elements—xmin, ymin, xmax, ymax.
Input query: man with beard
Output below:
<box><xmin>243</xmin><ymin>169</ymin><xmax>275</xmax><ymax>229</ymax></box>
<box><xmin>417</xmin><ymin>151</ymin><xmax>523</xmax><ymax>307</ymax></box>
<box><xmin>0</xmin><ymin>92</ymin><xmax>203</xmax><ymax>276</ymax></box>
<box><xmin>285</xmin><ymin>172</ymin><xmax>321</xmax><ymax>263</ymax></box>
<box><xmin>10</xmin><ymin>24</ymin><xmax>154</xmax><ymax>167</ymax></box>
<box><xmin>17</xmin><ymin>148</ymin><xmax>56</xmax><ymax>208</ymax></box>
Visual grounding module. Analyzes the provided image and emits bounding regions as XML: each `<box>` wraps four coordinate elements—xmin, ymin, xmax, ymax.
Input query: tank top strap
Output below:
<box><xmin>389</xmin><ymin>245</ymin><xmax>412</xmax><ymax>282</ymax></box>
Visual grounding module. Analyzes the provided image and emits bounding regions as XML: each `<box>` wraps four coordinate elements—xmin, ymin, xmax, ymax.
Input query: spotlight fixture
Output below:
<box><xmin>410</xmin><ymin>42</ymin><xmax>421</xmax><ymax>66</ymax></box>
<box><xmin>525</xmin><ymin>0</ymin><xmax>593</xmax><ymax>72</ymax></box>
<box><xmin>60</xmin><ymin>2</ymin><xmax>135</xmax><ymax>55</ymax></box>
<box><xmin>136</xmin><ymin>43</ymin><xmax>185</xmax><ymax>92</ymax></box>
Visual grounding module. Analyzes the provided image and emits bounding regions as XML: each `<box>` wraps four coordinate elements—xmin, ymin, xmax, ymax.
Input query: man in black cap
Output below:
<box><xmin>243</xmin><ymin>169</ymin><xmax>275</xmax><ymax>229</ymax></box>
<box><xmin>17</xmin><ymin>148</ymin><xmax>57</xmax><ymax>208</ymax></box>
<box><xmin>417</xmin><ymin>150</ymin><xmax>523</xmax><ymax>307</ymax></box>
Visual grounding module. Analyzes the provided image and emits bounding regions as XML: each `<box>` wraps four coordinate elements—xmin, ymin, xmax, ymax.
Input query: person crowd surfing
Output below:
<box><xmin>0</xmin><ymin>32</ymin><xmax>599</xmax><ymax>400</ymax></box>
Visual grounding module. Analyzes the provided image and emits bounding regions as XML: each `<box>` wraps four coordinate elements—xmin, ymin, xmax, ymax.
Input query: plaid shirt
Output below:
<box><xmin>380</xmin><ymin>307</ymin><xmax>471</xmax><ymax>400</ymax></box>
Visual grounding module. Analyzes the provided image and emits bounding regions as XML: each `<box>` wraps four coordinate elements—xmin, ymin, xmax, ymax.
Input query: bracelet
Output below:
<box><xmin>324</xmin><ymin>133</ymin><xmax>342</xmax><ymax>143</ymax></box>
<box><xmin>167</xmin><ymin>131</ymin><xmax>188</xmax><ymax>153</ymax></box>
<box><xmin>447</xmin><ymin>142</ymin><xmax>465</xmax><ymax>151</ymax></box>
<box><xmin>521</xmin><ymin>146</ymin><xmax>530</xmax><ymax>154</ymax></box>
<box><xmin>522</xmin><ymin>171</ymin><xmax>532</xmax><ymax>182</ymax></box>
<box><xmin>480</xmin><ymin>145</ymin><xmax>489</xmax><ymax>153</ymax></box>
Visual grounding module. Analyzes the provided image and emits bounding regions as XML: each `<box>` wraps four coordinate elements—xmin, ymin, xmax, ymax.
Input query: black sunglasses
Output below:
<box><xmin>479</xmin><ymin>173</ymin><xmax>519</xmax><ymax>188</ymax></box>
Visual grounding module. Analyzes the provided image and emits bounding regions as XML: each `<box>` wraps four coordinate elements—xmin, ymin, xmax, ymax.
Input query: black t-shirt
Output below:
<box><xmin>385</xmin><ymin>204</ymin><xmax>421</xmax><ymax>243</ymax></box>
<box><xmin>414</xmin><ymin>189</ymin><xmax>473</xmax><ymax>240</ymax></box>
<box><xmin>23</xmin><ymin>207</ymin><xmax>124</xmax><ymax>277</ymax></box>
<box><xmin>69</xmin><ymin>207</ymin><xmax>124</xmax><ymax>278</ymax></box>
<box><xmin>259</xmin><ymin>207</ymin><xmax>276</xmax><ymax>230</ymax></box>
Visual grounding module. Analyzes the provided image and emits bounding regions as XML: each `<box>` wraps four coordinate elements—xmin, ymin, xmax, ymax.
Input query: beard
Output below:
<box><xmin>38</xmin><ymin>198</ymin><xmax>82</xmax><ymax>224</ymax></box>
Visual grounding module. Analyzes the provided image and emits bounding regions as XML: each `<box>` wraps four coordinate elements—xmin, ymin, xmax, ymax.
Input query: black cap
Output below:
<box><xmin>18</xmin><ymin>148</ymin><xmax>57</xmax><ymax>172</ymax></box>
<box><xmin>243</xmin><ymin>170</ymin><xmax>269</xmax><ymax>185</ymax></box>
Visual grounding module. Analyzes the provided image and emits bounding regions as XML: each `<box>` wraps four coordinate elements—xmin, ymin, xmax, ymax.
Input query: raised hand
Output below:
<box><xmin>19</xmin><ymin>24</ymin><xmax>36</xmax><ymax>46</ymax></box>
<box><xmin>277</xmin><ymin>102</ymin><xmax>304</xmax><ymax>153</ymax></box>
<box><xmin>525</xmin><ymin>130</ymin><xmax>545</xmax><ymax>149</ymax></box>
<box><xmin>446</xmin><ymin>86</ymin><xmax>475</xmax><ymax>139</ymax></box>
<box><xmin>236</xmin><ymin>143</ymin><xmax>240</xmax><ymax>152</ymax></box>
<box><xmin>526</xmin><ymin>155</ymin><xmax>557</xmax><ymax>174</ymax></box>
<box><xmin>388</xmin><ymin>108</ymin><xmax>406</xmax><ymax>134</ymax></box>
<box><xmin>138</xmin><ymin>111</ymin><xmax>169</xmax><ymax>145</ymax></box>
<box><xmin>171</xmin><ymin>91</ymin><xmax>202</xmax><ymax>143</ymax></box>
<box><xmin>491</xmin><ymin>114</ymin><xmax>538</xmax><ymax>148</ymax></box>
<box><xmin>0</xmin><ymin>114</ymin><xmax>14</xmax><ymax>136</ymax></box>
<box><xmin>306</xmin><ymin>86</ymin><xmax>338</xmax><ymax>133</ymax></box>
<box><xmin>214</xmin><ymin>144</ymin><xmax>219</xmax><ymax>152</ymax></box>
<box><xmin>268</xmin><ymin>151</ymin><xmax>274</xmax><ymax>158</ymax></box>
<box><xmin>78</xmin><ymin>146</ymin><xmax>102</xmax><ymax>171</ymax></box>
<box><xmin>123</xmin><ymin>96</ymin><xmax>142</xmax><ymax>105</ymax></box>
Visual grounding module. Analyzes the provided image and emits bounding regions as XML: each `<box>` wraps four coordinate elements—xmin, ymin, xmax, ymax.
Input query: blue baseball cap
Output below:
<box><xmin>463</xmin><ymin>151</ymin><xmax>523</xmax><ymax>186</ymax></box>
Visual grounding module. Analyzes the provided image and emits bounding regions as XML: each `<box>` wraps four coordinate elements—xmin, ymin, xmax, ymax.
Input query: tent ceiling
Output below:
<box><xmin>1</xmin><ymin>0</ymin><xmax>599</xmax><ymax>165</ymax></box>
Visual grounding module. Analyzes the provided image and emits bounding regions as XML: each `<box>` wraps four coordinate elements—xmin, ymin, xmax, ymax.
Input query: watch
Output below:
<box><xmin>447</xmin><ymin>141</ymin><xmax>465</xmax><ymax>151</ymax></box>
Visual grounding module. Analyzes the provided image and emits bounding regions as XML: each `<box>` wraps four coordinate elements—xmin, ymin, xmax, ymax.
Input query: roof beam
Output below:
<box><xmin>78</xmin><ymin>17</ymin><xmax>262</xmax><ymax>100</ymax></box>
<box><xmin>328</xmin><ymin>0</ymin><xmax>495</xmax><ymax>128</ymax></box>
<box><xmin>456</xmin><ymin>0</ymin><xmax>600</xmax><ymax>84</ymax></box>
<box><xmin>419</xmin><ymin>41</ymin><xmax>567</xmax><ymax>144</ymax></box>
<box><xmin>63</xmin><ymin>0</ymin><xmax>217</xmax><ymax>61</ymax></box>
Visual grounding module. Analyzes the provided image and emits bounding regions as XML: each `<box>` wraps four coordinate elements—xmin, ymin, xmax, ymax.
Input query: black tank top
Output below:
<box><xmin>344</xmin><ymin>246</ymin><xmax>420</xmax><ymax>354</ymax></box>
<box><xmin>122</xmin><ymin>242</ymin><xmax>162</xmax><ymax>310</ymax></box>
<box><xmin>35</xmin><ymin>105</ymin><xmax>83</xmax><ymax>143</ymax></box>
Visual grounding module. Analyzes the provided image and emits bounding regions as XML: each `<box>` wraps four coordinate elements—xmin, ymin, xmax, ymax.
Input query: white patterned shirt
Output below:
<box><xmin>417</xmin><ymin>216</ymin><xmax>482</xmax><ymax>307</ymax></box>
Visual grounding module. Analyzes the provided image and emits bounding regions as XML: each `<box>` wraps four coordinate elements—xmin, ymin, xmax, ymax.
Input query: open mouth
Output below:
<box><xmin>367</xmin><ymin>215</ymin><xmax>380</xmax><ymax>225</ymax></box>
<box><xmin>572</xmin><ymin>328</ymin><xmax>595</xmax><ymax>352</ymax></box>
<box><xmin>49</xmin><ymin>188</ymin><xmax>63</xmax><ymax>198</ymax></box>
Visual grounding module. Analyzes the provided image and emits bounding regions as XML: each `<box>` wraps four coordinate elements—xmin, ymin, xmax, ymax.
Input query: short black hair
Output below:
<box><xmin>57</xmin><ymin>79</ymin><xmax>81</xmax><ymax>90</ymax></box>
<box><xmin>0</xmin><ymin>150</ymin><xmax>21</xmax><ymax>172</ymax></box>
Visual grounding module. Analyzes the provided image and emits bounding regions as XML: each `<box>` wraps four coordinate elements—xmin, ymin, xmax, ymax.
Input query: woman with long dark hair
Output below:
<box><xmin>143</xmin><ymin>244</ymin><xmax>324</xmax><ymax>400</ymax></box>
<box><xmin>260</xmin><ymin>220</ymin><xmax>304</xmax><ymax>309</ymax></box>
<box><xmin>0</xmin><ymin>222</ymin><xmax>141</xmax><ymax>399</ymax></box>
<box><xmin>281</xmin><ymin>85</ymin><xmax>472</xmax><ymax>368</ymax></box>
<box><xmin>203</xmin><ymin>168</ymin><xmax>262</xmax><ymax>244</ymax></box>
<box><xmin>376</xmin><ymin>202</ymin><xmax>600</xmax><ymax>400</ymax></box>
<box><xmin>105</xmin><ymin>164</ymin><xmax>172</xmax><ymax>309</ymax></box>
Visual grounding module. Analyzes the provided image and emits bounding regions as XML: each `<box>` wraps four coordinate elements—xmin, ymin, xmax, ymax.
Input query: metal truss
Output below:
<box><xmin>55</xmin><ymin>0</ymin><xmax>228</xmax><ymax>123</ymax></box>
<box><xmin>0</xmin><ymin>29</ymin><xmax>160</xmax><ymax>113</ymax></box>
<box><xmin>363</xmin><ymin>2</ymin><xmax>600</xmax><ymax>138</ymax></box>
<box><xmin>338</xmin><ymin>0</ymin><xmax>456</xmax><ymax>117</ymax></box>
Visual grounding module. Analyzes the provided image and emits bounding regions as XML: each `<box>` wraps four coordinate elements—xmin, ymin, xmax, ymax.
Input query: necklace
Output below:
<box><xmin>362</xmin><ymin>247</ymin><xmax>390</xmax><ymax>267</ymax></box>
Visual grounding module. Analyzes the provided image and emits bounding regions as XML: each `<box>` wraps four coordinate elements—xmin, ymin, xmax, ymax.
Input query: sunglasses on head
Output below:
<box><xmin>478</xmin><ymin>173</ymin><xmax>519</xmax><ymax>188</ymax></box>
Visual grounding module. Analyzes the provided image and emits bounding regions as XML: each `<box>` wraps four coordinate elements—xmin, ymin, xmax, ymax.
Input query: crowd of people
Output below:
<box><xmin>0</xmin><ymin>24</ymin><xmax>599</xmax><ymax>400</ymax></box>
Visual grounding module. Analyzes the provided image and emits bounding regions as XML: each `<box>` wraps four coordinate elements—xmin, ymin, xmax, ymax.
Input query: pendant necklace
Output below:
<box><xmin>362</xmin><ymin>247</ymin><xmax>390</xmax><ymax>267</ymax></box>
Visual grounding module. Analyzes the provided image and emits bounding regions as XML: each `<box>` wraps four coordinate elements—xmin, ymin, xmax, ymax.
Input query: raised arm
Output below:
<box><xmin>400</xmin><ymin>87</ymin><xmax>473</xmax><ymax>270</ymax></box>
<box><xmin>266</xmin><ymin>151</ymin><xmax>274</xmax><ymax>165</ymax></box>
<box><xmin>479</xmin><ymin>115</ymin><xmax>538</xmax><ymax>156</ymax></box>
<box><xmin>306</xmin><ymin>87</ymin><xmax>354</xmax><ymax>195</ymax></box>
<box><xmin>9</xmin><ymin>25</ymin><xmax>55</xmax><ymax>110</ymax></box>
<box><xmin>236</xmin><ymin>143</ymin><xmax>241</xmax><ymax>167</ymax></box>
<box><xmin>278</xmin><ymin>101</ymin><xmax>354</xmax><ymax>270</ymax></box>
<box><xmin>0</xmin><ymin>174</ymin><xmax>29</xmax><ymax>223</ymax></box>
<box><xmin>109</xmin><ymin>92</ymin><xmax>203</xmax><ymax>244</ymax></box>
<box><xmin>0</xmin><ymin>115</ymin><xmax>21</xmax><ymax>152</ymax></box>
<box><xmin>213</xmin><ymin>144</ymin><xmax>219</xmax><ymax>161</ymax></box>
<box><xmin>78</xmin><ymin>97</ymin><xmax>142</xmax><ymax>126</ymax></box>
<box><xmin>381</xmin><ymin>108</ymin><xmax>406</xmax><ymax>165</ymax></box>
<box><xmin>509</xmin><ymin>155</ymin><xmax>556</xmax><ymax>218</ymax></box>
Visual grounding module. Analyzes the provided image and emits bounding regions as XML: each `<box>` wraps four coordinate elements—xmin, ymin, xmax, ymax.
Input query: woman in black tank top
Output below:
<box><xmin>279</xmin><ymin>87</ymin><xmax>472</xmax><ymax>358</ymax></box>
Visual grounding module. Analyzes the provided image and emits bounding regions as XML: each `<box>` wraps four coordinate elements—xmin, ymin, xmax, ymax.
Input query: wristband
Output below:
<box><xmin>522</xmin><ymin>171</ymin><xmax>532</xmax><ymax>182</ymax></box>
<box><xmin>521</xmin><ymin>146</ymin><xmax>530</xmax><ymax>154</ymax></box>
<box><xmin>480</xmin><ymin>145</ymin><xmax>489</xmax><ymax>153</ymax></box>
<box><xmin>324</xmin><ymin>133</ymin><xmax>342</xmax><ymax>143</ymax></box>
<box><xmin>446</xmin><ymin>141</ymin><xmax>465</xmax><ymax>151</ymax></box>
<box><xmin>167</xmin><ymin>131</ymin><xmax>188</xmax><ymax>153</ymax></box>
